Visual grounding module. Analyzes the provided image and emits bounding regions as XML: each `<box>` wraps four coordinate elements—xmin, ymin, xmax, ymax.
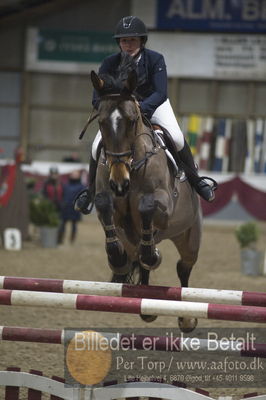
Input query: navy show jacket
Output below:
<box><xmin>92</xmin><ymin>48</ymin><xmax>168</xmax><ymax>119</ymax></box>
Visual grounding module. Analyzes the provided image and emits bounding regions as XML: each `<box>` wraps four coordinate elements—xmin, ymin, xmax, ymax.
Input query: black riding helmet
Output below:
<box><xmin>114</xmin><ymin>16</ymin><xmax>148</xmax><ymax>44</ymax></box>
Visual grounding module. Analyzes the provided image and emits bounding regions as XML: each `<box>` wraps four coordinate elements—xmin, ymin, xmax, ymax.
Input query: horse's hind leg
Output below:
<box><xmin>172</xmin><ymin>217</ymin><xmax>201</xmax><ymax>333</ymax></box>
<box><xmin>95</xmin><ymin>191</ymin><xmax>130</xmax><ymax>275</ymax></box>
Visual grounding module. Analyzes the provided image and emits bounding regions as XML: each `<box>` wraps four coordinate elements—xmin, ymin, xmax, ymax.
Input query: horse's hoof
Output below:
<box><xmin>139</xmin><ymin>248</ymin><xmax>162</xmax><ymax>271</ymax></box>
<box><xmin>140</xmin><ymin>314</ymin><xmax>158</xmax><ymax>323</ymax></box>
<box><xmin>178</xmin><ymin>317</ymin><xmax>198</xmax><ymax>333</ymax></box>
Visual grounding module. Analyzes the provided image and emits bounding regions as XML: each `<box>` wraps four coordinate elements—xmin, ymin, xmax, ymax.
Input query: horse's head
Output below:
<box><xmin>91</xmin><ymin>65</ymin><xmax>140</xmax><ymax>196</ymax></box>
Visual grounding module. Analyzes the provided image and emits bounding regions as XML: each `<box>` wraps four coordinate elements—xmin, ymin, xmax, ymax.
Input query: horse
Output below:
<box><xmin>90</xmin><ymin>67</ymin><xmax>202</xmax><ymax>333</ymax></box>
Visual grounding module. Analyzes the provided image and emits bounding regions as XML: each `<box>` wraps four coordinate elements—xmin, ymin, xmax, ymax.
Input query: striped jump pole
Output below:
<box><xmin>1</xmin><ymin>289</ymin><xmax>266</xmax><ymax>323</ymax></box>
<box><xmin>1</xmin><ymin>326</ymin><xmax>266</xmax><ymax>359</ymax></box>
<box><xmin>1</xmin><ymin>276</ymin><xmax>266</xmax><ymax>307</ymax></box>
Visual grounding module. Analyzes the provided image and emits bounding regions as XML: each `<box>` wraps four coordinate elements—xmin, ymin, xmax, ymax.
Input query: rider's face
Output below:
<box><xmin>119</xmin><ymin>37</ymin><xmax>141</xmax><ymax>56</ymax></box>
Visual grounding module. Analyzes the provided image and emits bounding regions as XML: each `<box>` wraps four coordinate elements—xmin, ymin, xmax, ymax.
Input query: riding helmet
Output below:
<box><xmin>114</xmin><ymin>16</ymin><xmax>148</xmax><ymax>43</ymax></box>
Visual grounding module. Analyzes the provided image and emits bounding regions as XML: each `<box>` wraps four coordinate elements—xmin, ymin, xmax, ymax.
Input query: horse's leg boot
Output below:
<box><xmin>95</xmin><ymin>192</ymin><xmax>130</xmax><ymax>274</ymax></box>
<box><xmin>138</xmin><ymin>194</ymin><xmax>162</xmax><ymax>271</ymax></box>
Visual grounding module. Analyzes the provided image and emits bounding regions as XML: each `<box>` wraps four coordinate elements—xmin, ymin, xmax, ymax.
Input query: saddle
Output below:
<box><xmin>140</xmin><ymin>114</ymin><xmax>184</xmax><ymax>177</ymax></box>
<box><xmin>151</xmin><ymin>124</ymin><xmax>184</xmax><ymax>179</ymax></box>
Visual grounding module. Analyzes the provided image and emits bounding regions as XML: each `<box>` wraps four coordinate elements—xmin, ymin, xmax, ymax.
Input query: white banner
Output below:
<box><xmin>148</xmin><ymin>32</ymin><xmax>266</xmax><ymax>80</ymax></box>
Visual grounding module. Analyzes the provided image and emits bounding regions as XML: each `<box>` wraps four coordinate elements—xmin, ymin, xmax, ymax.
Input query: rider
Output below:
<box><xmin>75</xmin><ymin>16</ymin><xmax>216</xmax><ymax>214</ymax></box>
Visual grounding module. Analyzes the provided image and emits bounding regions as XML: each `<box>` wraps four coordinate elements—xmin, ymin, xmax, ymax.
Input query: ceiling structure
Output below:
<box><xmin>0</xmin><ymin>0</ymin><xmax>83</xmax><ymax>28</ymax></box>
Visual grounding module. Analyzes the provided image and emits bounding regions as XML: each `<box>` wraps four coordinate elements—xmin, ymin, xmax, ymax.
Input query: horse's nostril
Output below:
<box><xmin>109</xmin><ymin>179</ymin><xmax>130</xmax><ymax>196</ymax></box>
<box><xmin>124</xmin><ymin>179</ymin><xmax>130</xmax><ymax>190</ymax></box>
<box><xmin>109</xmin><ymin>180</ymin><xmax>116</xmax><ymax>192</ymax></box>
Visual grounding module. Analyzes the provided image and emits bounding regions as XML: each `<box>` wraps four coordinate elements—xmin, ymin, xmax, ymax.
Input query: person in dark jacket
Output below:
<box><xmin>43</xmin><ymin>166</ymin><xmax>63</xmax><ymax>213</ymax></box>
<box><xmin>75</xmin><ymin>16</ymin><xmax>216</xmax><ymax>214</ymax></box>
<box><xmin>58</xmin><ymin>170</ymin><xmax>85</xmax><ymax>244</ymax></box>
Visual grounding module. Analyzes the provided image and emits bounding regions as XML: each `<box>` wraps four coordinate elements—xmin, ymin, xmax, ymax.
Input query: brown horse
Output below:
<box><xmin>91</xmin><ymin>68</ymin><xmax>202</xmax><ymax>332</ymax></box>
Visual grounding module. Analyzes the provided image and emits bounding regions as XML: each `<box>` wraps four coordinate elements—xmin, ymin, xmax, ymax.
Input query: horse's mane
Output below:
<box><xmin>98</xmin><ymin>52</ymin><xmax>138</xmax><ymax>95</ymax></box>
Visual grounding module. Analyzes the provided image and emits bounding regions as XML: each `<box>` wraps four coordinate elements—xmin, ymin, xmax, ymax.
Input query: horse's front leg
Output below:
<box><xmin>95</xmin><ymin>191</ymin><xmax>130</xmax><ymax>275</ymax></box>
<box><xmin>138</xmin><ymin>193</ymin><xmax>162</xmax><ymax>271</ymax></box>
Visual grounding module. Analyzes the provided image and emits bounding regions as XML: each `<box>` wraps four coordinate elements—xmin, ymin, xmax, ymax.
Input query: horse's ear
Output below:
<box><xmin>125</xmin><ymin>70</ymin><xmax>138</xmax><ymax>93</ymax></box>
<box><xmin>91</xmin><ymin>71</ymin><xmax>104</xmax><ymax>91</ymax></box>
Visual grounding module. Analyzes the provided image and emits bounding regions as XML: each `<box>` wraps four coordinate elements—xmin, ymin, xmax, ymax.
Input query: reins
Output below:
<box><xmin>78</xmin><ymin>93</ymin><xmax>135</xmax><ymax>141</ymax></box>
<box><xmin>78</xmin><ymin>108</ymin><xmax>99</xmax><ymax>140</ymax></box>
<box><xmin>130</xmin><ymin>130</ymin><xmax>159</xmax><ymax>171</ymax></box>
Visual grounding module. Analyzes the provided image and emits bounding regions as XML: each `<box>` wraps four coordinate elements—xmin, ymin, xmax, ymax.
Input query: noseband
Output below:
<box><xmin>105</xmin><ymin>149</ymin><xmax>133</xmax><ymax>170</ymax></box>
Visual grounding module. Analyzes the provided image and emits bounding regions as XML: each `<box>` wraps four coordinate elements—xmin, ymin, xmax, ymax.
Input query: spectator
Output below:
<box><xmin>43</xmin><ymin>166</ymin><xmax>63</xmax><ymax>213</ymax></box>
<box><xmin>58</xmin><ymin>170</ymin><xmax>85</xmax><ymax>244</ymax></box>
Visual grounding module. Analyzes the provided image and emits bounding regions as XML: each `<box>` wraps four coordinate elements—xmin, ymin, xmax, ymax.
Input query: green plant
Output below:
<box><xmin>235</xmin><ymin>222</ymin><xmax>259</xmax><ymax>249</ymax></box>
<box><xmin>30</xmin><ymin>195</ymin><xmax>60</xmax><ymax>227</ymax></box>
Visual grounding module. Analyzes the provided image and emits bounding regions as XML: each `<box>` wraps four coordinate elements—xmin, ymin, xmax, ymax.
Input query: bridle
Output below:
<box><xmin>105</xmin><ymin>149</ymin><xmax>133</xmax><ymax>168</ymax></box>
<box><xmin>79</xmin><ymin>92</ymin><xmax>158</xmax><ymax>172</ymax></box>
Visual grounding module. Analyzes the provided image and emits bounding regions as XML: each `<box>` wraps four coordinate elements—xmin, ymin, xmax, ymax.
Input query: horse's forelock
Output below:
<box><xmin>97</xmin><ymin>53</ymin><xmax>137</xmax><ymax>96</ymax></box>
<box><xmin>118</xmin><ymin>52</ymin><xmax>137</xmax><ymax>82</ymax></box>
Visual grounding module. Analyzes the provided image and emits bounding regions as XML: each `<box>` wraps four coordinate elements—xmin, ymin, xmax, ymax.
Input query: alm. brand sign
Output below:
<box><xmin>38</xmin><ymin>29</ymin><xmax>117</xmax><ymax>63</ymax></box>
<box><xmin>157</xmin><ymin>0</ymin><xmax>266</xmax><ymax>32</ymax></box>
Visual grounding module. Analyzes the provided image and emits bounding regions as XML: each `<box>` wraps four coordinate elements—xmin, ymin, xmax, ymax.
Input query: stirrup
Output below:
<box><xmin>200</xmin><ymin>176</ymin><xmax>218</xmax><ymax>191</ymax></box>
<box><xmin>74</xmin><ymin>188</ymin><xmax>94</xmax><ymax>215</ymax></box>
<box><xmin>195</xmin><ymin>176</ymin><xmax>218</xmax><ymax>202</ymax></box>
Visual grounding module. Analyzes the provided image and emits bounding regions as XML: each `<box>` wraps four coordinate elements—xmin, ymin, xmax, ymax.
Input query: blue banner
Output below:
<box><xmin>157</xmin><ymin>0</ymin><xmax>266</xmax><ymax>33</ymax></box>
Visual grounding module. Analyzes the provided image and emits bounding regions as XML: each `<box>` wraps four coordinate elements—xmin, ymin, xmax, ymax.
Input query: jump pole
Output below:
<box><xmin>1</xmin><ymin>289</ymin><xmax>266</xmax><ymax>323</ymax></box>
<box><xmin>1</xmin><ymin>326</ymin><xmax>266</xmax><ymax>359</ymax></box>
<box><xmin>1</xmin><ymin>276</ymin><xmax>266</xmax><ymax>307</ymax></box>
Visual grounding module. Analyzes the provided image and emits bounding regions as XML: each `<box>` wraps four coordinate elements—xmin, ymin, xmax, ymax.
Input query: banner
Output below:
<box><xmin>201</xmin><ymin>176</ymin><xmax>266</xmax><ymax>220</ymax></box>
<box><xmin>26</xmin><ymin>28</ymin><xmax>116</xmax><ymax>73</ymax></box>
<box><xmin>148</xmin><ymin>32</ymin><xmax>266</xmax><ymax>79</ymax></box>
<box><xmin>157</xmin><ymin>0</ymin><xmax>266</xmax><ymax>33</ymax></box>
<box><xmin>38</xmin><ymin>29</ymin><xmax>117</xmax><ymax>63</ymax></box>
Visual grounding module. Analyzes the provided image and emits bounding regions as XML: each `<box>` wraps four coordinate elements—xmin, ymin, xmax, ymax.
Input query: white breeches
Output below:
<box><xmin>91</xmin><ymin>98</ymin><xmax>184</xmax><ymax>160</ymax></box>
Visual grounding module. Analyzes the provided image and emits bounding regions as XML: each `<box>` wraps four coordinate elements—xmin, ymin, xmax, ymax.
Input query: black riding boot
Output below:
<box><xmin>177</xmin><ymin>140</ymin><xmax>216</xmax><ymax>202</ymax></box>
<box><xmin>74</xmin><ymin>156</ymin><xmax>97</xmax><ymax>214</ymax></box>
